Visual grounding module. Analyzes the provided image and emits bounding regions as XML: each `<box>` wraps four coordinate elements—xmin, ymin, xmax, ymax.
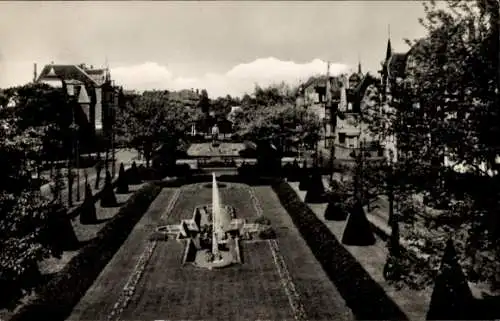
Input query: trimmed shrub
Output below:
<box><xmin>128</xmin><ymin>161</ymin><xmax>142</xmax><ymax>185</ymax></box>
<box><xmin>271</xmin><ymin>181</ymin><xmax>407</xmax><ymax>320</ymax></box>
<box><xmin>341</xmin><ymin>200</ymin><xmax>376</xmax><ymax>246</ymax></box>
<box><xmin>10</xmin><ymin>183</ymin><xmax>162</xmax><ymax>321</ymax></box>
<box><xmin>80</xmin><ymin>183</ymin><xmax>97</xmax><ymax>224</ymax></box>
<box><xmin>116</xmin><ymin>163</ymin><xmax>129</xmax><ymax>194</ymax></box>
<box><xmin>426</xmin><ymin>239</ymin><xmax>474</xmax><ymax>320</ymax></box>
<box><xmin>45</xmin><ymin>207</ymin><xmax>79</xmax><ymax>252</ymax></box>
<box><xmin>304</xmin><ymin>171</ymin><xmax>326</xmax><ymax>203</ymax></box>
<box><xmin>324</xmin><ymin>196</ymin><xmax>348</xmax><ymax>221</ymax></box>
<box><xmin>100</xmin><ymin>171</ymin><xmax>118</xmax><ymax>208</ymax></box>
<box><xmin>288</xmin><ymin>159</ymin><xmax>301</xmax><ymax>182</ymax></box>
<box><xmin>138</xmin><ymin>165</ymin><xmax>157</xmax><ymax>181</ymax></box>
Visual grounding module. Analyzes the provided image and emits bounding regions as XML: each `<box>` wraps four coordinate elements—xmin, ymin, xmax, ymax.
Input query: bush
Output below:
<box><xmin>324</xmin><ymin>200</ymin><xmax>348</xmax><ymax>221</ymax></box>
<box><xmin>271</xmin><ymin>181</ymin><xmax>407</xmax><ymax>320</ymax></box>
<box><xmin>46</xmin><ymin>207</ymin><xmax>80</xmax><ymax>252</ymax></box>
<box><xmin>100</xmin><ymin>171</ymin><xmax>117</xmax><ymax>207</ymax></box>
<box><xmin>288</xmin><ymin>159</ymin><xmax>301</xmax><ymax>182</ymax></box>
<box><xmin>116</xmin><ymin>163</ymin><xmax>129</xmax><ymax>194</ymax></box>
<box><xmin>10</xmin><ymin>183</ymin><xmax>162</xmax><ymax>321</ymax></box>
<box><xmin>304</xmin><ymin>171</ymin><xmax>326</xmax><ymax>203</ymax></box>
<box><xmin>80</xmin><ymin>183</ymin><xmax>97</xmax><ymax>224</ymax></box>
<box><xmin>128</xmin><ymin>161</ymin><xmax>142</xmax><ymax>185</ymax></box>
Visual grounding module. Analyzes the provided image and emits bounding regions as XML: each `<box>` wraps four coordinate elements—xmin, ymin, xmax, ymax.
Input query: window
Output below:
<box><xmin>347</xmin><ymin>102</ymin><xmax>353</xmax><ymax>111</ymax></box>
<box><xmin>338</xmin><ymin>133</ymin><xmax>346</xmax><ymax>145</ymax></box>
<box><xmin>347</xmin><ymin>136</ymin><xmax>358</xmax><ymax>148</ymax></box>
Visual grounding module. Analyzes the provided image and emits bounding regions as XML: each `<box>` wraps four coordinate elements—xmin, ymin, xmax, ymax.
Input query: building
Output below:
<box><xmin>35</xmin><ymin>63</ymin><xmax>122</xmax><ymax>151</ymax></box>
<box><xmin>297</xmin><ymin>63</ymin><xmax>379</xmax><ymax>163</ymax></box>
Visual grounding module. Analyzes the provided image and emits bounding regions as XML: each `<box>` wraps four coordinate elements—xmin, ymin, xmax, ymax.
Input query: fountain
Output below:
<box><xmin>185</xmin><ymin>173</ymin><xmax>241</xmax><ymax>269</ymax></box>
<box><xmin>153</xmin><ymin>173</ymin><xmax>276</xmax><ymax>269</ymax></box>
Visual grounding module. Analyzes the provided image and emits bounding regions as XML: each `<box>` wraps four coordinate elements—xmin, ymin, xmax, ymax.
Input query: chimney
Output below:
<box><xmin>33</xmin><ymin>63</ymin><xmax>37</xmax><ymax>83</ymax></box>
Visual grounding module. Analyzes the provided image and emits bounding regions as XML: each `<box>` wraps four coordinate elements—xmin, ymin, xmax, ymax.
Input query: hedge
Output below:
<box><xmin>10</xmin><ymin>183</ymin><xmax>162</xmax><ymax>321</ymax></box>
<box><xmin>271</xmin><ymin>180</ymin><xmax>408</xmax><ymax>321</ymax></box>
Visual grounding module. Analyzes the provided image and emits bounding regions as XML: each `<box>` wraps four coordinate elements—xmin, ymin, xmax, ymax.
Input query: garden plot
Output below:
<box><xmin>69</xmin><ymin>182</ymin><xmax>354</xmax><ymax>321</ymax></box>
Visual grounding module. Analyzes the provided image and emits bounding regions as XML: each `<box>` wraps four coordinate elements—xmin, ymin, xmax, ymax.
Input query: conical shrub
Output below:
<box><xmin>288</xmin><ymin>159</ymin><xmax>300</xmax><ymax>182</ymax></box>
<box><xmin>426</xmin><ymin>238</ymin><xmax>474</xmax><ymax>320</ymax></box>
<box><xmin>324</xmin><ymin>193</ymin><xmax>348</xmax><ymax>221</ymax></box>
<box><xmin>48</xmin><ymin>206</ymin><xmax>80</xmax><ymax>251</ymax></box>
<box><xmin>116</xmin><ymin>163</ymin><xmax>129</xmax><ymax>194</ymax></box>
<box><xmin>305</xmin><ymin>170</ymin><xmax>326</xmax><ymax>203</ymax></box>
<box><xmin>80</xmin><ymin>183</ymin><xmax>97</xmax><ymax>224</ymax></box>
<box><xmin>100</xmin><ymin>170</ymin><xmax>118</xmax><ymax>207</ymax></box>
<box><xmin>341</xmin><ymin>200</ymin><xmax>376</xmax><ymax>246</ymax></box>
<box><xmin>128</xmin><ymin>161</ymin><xmax>142</xmax><ymax>185</ymax></box>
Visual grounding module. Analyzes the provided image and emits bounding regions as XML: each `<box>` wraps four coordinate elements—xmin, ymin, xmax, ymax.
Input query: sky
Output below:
<box><xmin>0</xmin><ymin>1</ymin><xmax>428</xmax><ymax>98</ymax></box>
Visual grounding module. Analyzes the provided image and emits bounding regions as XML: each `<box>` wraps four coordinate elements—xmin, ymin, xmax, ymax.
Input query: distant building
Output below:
<box><xmin>297</xmin><ymin>63</ymin><xmax>379</xmax><ymax>162</ymax></box>
<box><xmin>36</xmin><ymin>62</ymin><xmax>123</xmax><ymax>151</ymax></box>
<box><xmin>379</xmin><ymin>36</ymin><xmax>424</xmax><ymax>164</ymax></box>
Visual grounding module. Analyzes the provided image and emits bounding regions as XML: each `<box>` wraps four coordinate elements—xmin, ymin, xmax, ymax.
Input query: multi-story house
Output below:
<box><xmin>35</xmin><ymin>63</ymin><xmax>122</xmax><ymax>152</ymax></box>
<box><xmin>297</xmin><ymin>63</ymin><xmax>379</xmax><ymax>164</ymax></box>
<box><xmin>379</xmin><ymin>36</ymin><xmax>420</xmax><ymax>164</ymax></box>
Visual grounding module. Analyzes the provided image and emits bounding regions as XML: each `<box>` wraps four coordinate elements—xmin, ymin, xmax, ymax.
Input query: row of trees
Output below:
<box><xmin>360</xmin><ymin>0</ymin><xmax>500</xmax><ymax>289</ymax></box>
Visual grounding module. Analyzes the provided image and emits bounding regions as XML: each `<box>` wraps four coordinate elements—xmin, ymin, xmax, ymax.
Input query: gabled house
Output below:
<box><xmin>36</xmin><ymin>63</ymin><xmax>122</xmax><ymax>152</ymax></box>
<box><xmin>297</xmin><ymin>64</ymin><xmax>379</xmax><ymax>162</ymax></box>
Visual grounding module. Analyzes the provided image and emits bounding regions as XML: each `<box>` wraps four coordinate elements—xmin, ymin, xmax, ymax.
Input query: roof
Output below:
<box><xmin>36</xmin><ymin>64</ymin><xmax>102</xmax><ymax>86</ymax></box>
<box><xmin>302</xmin><ymin>75</ymin><xmax>343</xmax><ymax>100</ymax></box>
<box><xmin>387</xmin><ymin>53</ymin><xmax>408</xmax><ymax>82</ymax></box>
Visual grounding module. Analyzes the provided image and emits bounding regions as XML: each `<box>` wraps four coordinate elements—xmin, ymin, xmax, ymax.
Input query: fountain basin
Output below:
<box><xmin>182</xmin><ymin>237</ymin><xmax>242</xmax><ymax>269</ymax></box>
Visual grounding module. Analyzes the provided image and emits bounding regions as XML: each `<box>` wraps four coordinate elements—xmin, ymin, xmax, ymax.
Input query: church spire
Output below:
<box><xmin>385</xmin><ymin>24</ymin><xmax>392</xmax><ymax>61</ymax></box>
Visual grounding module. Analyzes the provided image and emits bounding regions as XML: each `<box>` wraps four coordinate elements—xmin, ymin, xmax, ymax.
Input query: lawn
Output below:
<box><xmin>68</xmin><ymin>182</ymin><xmax>354</xmax><ymax>321</ymax></box>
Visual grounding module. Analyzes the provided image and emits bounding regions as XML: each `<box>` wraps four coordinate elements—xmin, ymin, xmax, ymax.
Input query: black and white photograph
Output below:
<box><xmin>0</xmin><ymin>1</ymin><xmax>499</xmax><ymax>320</ymax></box>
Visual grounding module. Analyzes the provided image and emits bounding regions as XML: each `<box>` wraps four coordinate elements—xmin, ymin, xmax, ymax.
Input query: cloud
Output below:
<box><xmin>111</xmin><ymin>58</ymin><xmax>350</xmax><ymax>98</ymax></box>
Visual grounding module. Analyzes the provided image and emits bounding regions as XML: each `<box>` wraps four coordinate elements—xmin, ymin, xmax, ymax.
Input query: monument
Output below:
<box><xmin>211</xmin><ymin>123</ymin><xmax>220</xmax><ymax>146</ymax></box>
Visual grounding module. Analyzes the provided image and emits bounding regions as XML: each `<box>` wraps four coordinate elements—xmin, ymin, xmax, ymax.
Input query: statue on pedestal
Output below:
<box><xmin>211</xmin><ymin>123</ymin><xmax>220</xmax><ymax>146</ymax></box>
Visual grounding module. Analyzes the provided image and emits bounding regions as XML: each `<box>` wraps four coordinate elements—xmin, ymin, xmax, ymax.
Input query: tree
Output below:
<box><xmin>235</xmin><ymin>103</ymin><xmax>321</xmax><ymax>155</ymax></box>
<box><xmin>198</xmin><ymin>89</ymin><xmax>210</xmax><ymax>114</ymax></box>
<box><xmin>1</xmin><ymin>83</ymin><xmax>73</xmax><ymax>166</ymax></box>
<box><xmin>115</xmin><ymin>90</ymin><xmax>202</xmax><ymax>168</ymax></box>
<box><xmin>0</xmin><ymin>120</ymin><xmax>67</xmax><ymax>307</ymax></box>
<box><xmin>365</xmin><ymin>0</ymin><xmax>500</xmax><ymax>289</ymax></box>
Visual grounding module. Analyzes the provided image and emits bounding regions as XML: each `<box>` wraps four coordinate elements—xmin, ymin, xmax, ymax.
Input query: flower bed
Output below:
<box><xmin>268</xmin><ymin>239</ymin><xmax>307</xmax><ymax>321</ymax></box>
<box><xmin>10</xmin><ymin>183</ymin><xmax>162</xmax><ymax>321</ymax></box>
<box><xmin>271</xmin><ymin>180</ymin><xmax>408</xmax><ymax>321</ymax></box>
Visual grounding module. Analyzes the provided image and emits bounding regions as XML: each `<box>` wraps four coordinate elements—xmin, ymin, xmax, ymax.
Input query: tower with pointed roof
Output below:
<box><xmin>381</xmin><ymin>25</ymin><xmax>393</xmax><ymax>93</ymax></box>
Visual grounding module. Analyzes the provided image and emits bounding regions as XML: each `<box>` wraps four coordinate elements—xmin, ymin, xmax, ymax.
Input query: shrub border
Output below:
<box><xmin>271</xmin><ymin>180</ymin><xmax>409</xmax><ymax>321</ymax></box>
<box><xmin>10</xmin><ymin>183</ymin><xmax>162</xmax><ymax>321</ymax></box>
